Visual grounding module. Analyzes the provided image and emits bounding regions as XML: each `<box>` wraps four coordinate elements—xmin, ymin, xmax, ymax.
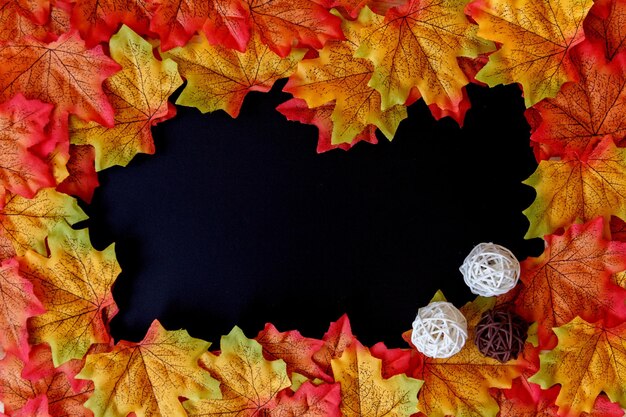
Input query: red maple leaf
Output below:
<box><xmin>584</xmin><ymin>0</ymin><xmax>626</xmax><ymax>61</ymax></box>
<box><xmin>56</xmin><ymin>144</ymin><xmax>99</xmax><ymax>203</ymax></box>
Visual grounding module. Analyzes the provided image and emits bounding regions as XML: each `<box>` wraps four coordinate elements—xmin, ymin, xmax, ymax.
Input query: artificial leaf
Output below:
<box><xmin>276</xmin><ymin>98</ymin><xmax>379</xmax><ymax>153</ymax></box>
<box><xmin>164</xmin><ymin>32</ymin><xmax>304</xmax><ymax>117</ymax></box>
<box><xmin>355</xmin><ymin>0</ymin><xmax>493</xmax><ymax>116</ymax></box>
<box><xmin>530</xmin><ymin>317</ymin><xmax>626</xmax><ymax>416</ymax></box>
<box><xmin>78</xmin><ymin>319</ymin><xmax>219</xmax><ymax>417</ymax></box>
<box><xmin>0</xmin><ymin>258</ymin><xmax>44</xmax><ymax>360</ymax></box>
<box><xmin>0</xmin><ymin>231</ymin><xmax>16</xmax><ymax>261</ymax></box>
<box><xmin>256</xmin><ymin>323</ymin><xmax>329</xmax><ymax>382</ymax></box>
<box><xmin>184</xmin><ymin>326</ymin><xmax>291</xmax><ymax>417</ymax></box>
<box><xmin>150</xmin><ymin>0</ymin><xmax>249</xmax><ymax>52</ymax></box>
<box><xmin>584</xmin><ymin>0</ymin><xmax>626</xmax><ymax>61</ymax></box>
<box><xmin>0</xmin><ymin>1</ymin><xmax>70</xmax><ymax>43</ymax></box>
<box><xmin>284</xmin><ymin>9</ymin><xmax>407</xmax><ymax>145</ymax></box>
<box><xmin>370</xmin><ymin>342</ymin><xmax>423</xmax><ymax>379</ymax></box>
<box><xmin>70</xmin><ymin>0</ymin><xmax>152</xmax><ymax>48</ymax></box>
<box><xmin>269</xmin><ymin>381</ymin><xmax>342</xmax><ymax>417</ymax></box>
<box><xmin>523</xmin><ymin>136</ymin><xmax>626</xmax><ymax>238</ymax></box>
<box><xmin>0</xmin><ymin>188</ymin><xmax>87</xmax><ymax>256</ymax></box>
<box><xmin>0</xmin><ymin>94</ymin><xmax>55</xmax><ymax>202</ymax></box>
<box><xmin>468</xmin><ymin>0</ymin><xmax>593</xmax><ymax>107</ymax></box>
<box><xmin>18</xmin><ymin>224</ymin><xmax>120</xmax><ymax>365</ymax></box>
<box><xmin>56</xmin><ymin>144</ymin><xmax>99</xmax><ymax>203</ymax></box>
<box><xmin>0</xmin><ymin>30</ymin><xmax>119</xmax><ymax>126</ymax></box>
<box><xmin>4</xmin><ymin>0</ymin><xmax>50</xmax><ymax>24</ymax></box>
<box><xmin>244</xmin><ymin>0</ymin><xmax>343</xmax><ymax>58</ymax></box>
<box><xmin>331</xmin><ymin>341</ymin><xmax>422</xmax><ymax>417</ymax></box>
<box><xmin>70</xmin><ymin>25</ymin><xmax>182</xmax><ymax>170</ymax></box>
<box><xmin>515</xmin><ymin>217</ymin><xmax>626</xmax><ymax>346</ymax></box>
<box><xmin>312</xmin><ymin>314</ymin><xmax>356</xmax><ymax>379</ymax></box>
<box><xmin>528</xmin><ymin>44</ymin><xmax>626</xmax><ymax>158</ymax></box>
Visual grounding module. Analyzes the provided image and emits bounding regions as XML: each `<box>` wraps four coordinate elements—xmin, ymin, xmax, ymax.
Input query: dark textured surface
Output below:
<box><xmin>474</xmin><ymin>306</ymin><xmax>529</xmax><ymax>362</ymax></box>
<box><xmin>81</xmin><ymin>80</ymin><xmax>544</xmax><ymax>347</ymax></box>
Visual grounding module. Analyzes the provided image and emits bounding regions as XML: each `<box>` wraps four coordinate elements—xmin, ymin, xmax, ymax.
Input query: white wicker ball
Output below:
<box><xmin>411</xmin><ymin>301</ymin><xmax>468</xmax><ymax>358</ymax></box>
<box><xmin>459</xmin><ymin>242</ymin><xmax>520</xmax><ymax>297</ymax></box>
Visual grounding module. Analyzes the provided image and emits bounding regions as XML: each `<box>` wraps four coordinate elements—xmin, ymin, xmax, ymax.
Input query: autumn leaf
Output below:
<box><xmin>0</xmin><ymin>1</ymin><xmax>70</xmax><ymax>43</ymax></box>
<box><xmin>0</xmin><ymin>30</ymin><xmax>119</xmax><ymax>126</ymax></box>
<box><xmin>370</xmin><ymin>342</ymin><xmax>423</xmax><ymax>379</ymax></box>
<box><xmin>164</xmin><ymin>32</ymin><xmax>304</xmax><ymax>117</ymax></box>
<box><xmin>269</xmin><ymin>382</ymin><xmax>342</xmax><ymax>417</ymax></box>
<box><xmin>184</xmin><ymin>326</ymin><xmax>291</xmax><ymax>417</ymax></box>
<box><xmin>530</xmin><ymin>317</ymin><xmax>626</xmax><ymax>416</ymax></box>
<box><xmin>0</xmin><ymin>188</ymin><xmax>87</xmax><ymax>256</ymax></box>
<box><xmin>284</xmin><ymin>9</ymin><xmax>407</xmax><ymax>145</ymax></box>
<box><xmin>6</xmin><ymin>0</ymin><xmax>50</xmax><ymax>24</ymax></box>
<box><xmin>276</xmin><ymin>98</ymin><xmax>379</xmax><ymax>153</ymax></box>
<box><xmin>77</xmin><ymin>320</ymin><xmax>218</xmax><ymax>417</ymax></box>
<box><xmin>150</xmin><ymin>0</ymin><xmax>249</xmax><ymax>52</ymax></box>
<box><xmin>584</xmin><ymin>0</ymin><xmax>626</xmax><ymax>61</ymax></box>
<box><xmin>331</xmin><ymin>341</ymin><xmax>422</xmax><ymax>417</ymax></box>
<box><xmin>312</xmin><ymin>314</ymin><xmax>357</xmax><ymax>380</ymax></box>
<box><xmin>70</xmin><ymin>25</ymin><xmax>182</xmax><ymax>170</ymax></box>
<box><xmin>0</xmin><ymin>258</ymin><xmax>44</xmax><ymax>360</ymax></box>
<box><xmin>467</xmin><ymin>0</ymin><xmax>593</xmax><ymax>107</ymax></box>
<box><xmin>0</xmin><ymin>231</ymin><xmax>16</xmax><ymax>261</ymax></box>
<box><xmin>70</xmin><ymin>0</ymin><xmax>152</xmax><ymax>48</ymax></box>
<box><xmin>56</xmin><ymin>144</ymin><xmax>99</xmax><ymax>203</ymax></box>
<box><xmin>355</xmin><ymin>0</ymin><xmax>493</xmax><ymax>118</ymax></box>
<box><xmin>18</xmin><ymin>223</ymin><xmax>120</xmax><ymax>366</ymax></box>
<box><xmin>528</xmin><ymin>44</ymin><xmax>626</xmax><ymax>158</ymax></box>
<box><xmin>523</xmin><ymin>136</ymin><xmax>626</xmax><ymax>239</ymax></box>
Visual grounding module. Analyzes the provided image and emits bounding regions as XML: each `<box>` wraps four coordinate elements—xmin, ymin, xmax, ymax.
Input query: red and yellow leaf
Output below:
<box><xmin>269</xmin><ymin>382</ymin><xmax>342</xmax><ymax>417</ymax></box>
<box><xmin>584</xmin><ymin>0</ymin><xmax>626</xmax><ymax>61</ymax></box>
<box><xmin>56</xmin><ymin>144</ymin><xmax>100</xmax><ymax>203</ymax></box>
<box><xmin>468</xmin><ymin>0</ymin><xmax>593</xmax><ymax>107</ymax></box>
<box><xmin>18</xmin><ymin>224</ymin><xmax>120</xmax><ymax>366</ymax></box>
<box><xmin>312</xmin><ymin>314</ymin><xmax>357</xmax><ymax>380</ymax></box>
<box><xmin>70</xmin><ymin>25</ymin><xmax>182</xmax><ymax>170</ymax></box>
<box><xmin>0</xmin><ymin>0</ymin><xmax>70</xmax><ymax>43</ymax></box>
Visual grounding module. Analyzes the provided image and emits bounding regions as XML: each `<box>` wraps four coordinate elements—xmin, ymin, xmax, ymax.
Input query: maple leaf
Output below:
<box><xmin>0</xmin><ymin>258</ymin><xmax>44</xmax><ymax>360</ymax></box>
<box><xmin>528</xmin><ymin>44</ymin><xmax>626</xmax><ymax>158</ymax></box>
<box><xmin>312</xmin><ymin>314</ymin><xmax>357</xmax><ymax>380</ymax></box>
<box><xmin>515</xmin><ymin>217</ymin><xmax>626</xmax><ymax>346</ymax></box>
<box><xmin>530</xmin><ymin>317</ymin><xmax>626</xmax><ymax>416</ymax></box>
<box><xmin>0</xmin><ymin>188</ymin><xmax>87</xmax><ymax>256</ymax></box>
<box><xmin>70</xmin><ymin>25</ymin><xmax>182</xmax><ymax>170</ymax></box>
<box><xmin>284</xmin><ymin>9</ymin><xmax>407</xmax><ymax>145</ymax></box>
<box><xmin>77</xmin><ymin>320</ymin><xmax>219</xmax><ymax>417</ymax></box>
<box><xmin>331</xmin><ymin>341</ymin><xmax>422</xmax><ymax>417</ymax></box>
<box><xmin>184</xmin><ymin>326</ymin><xmax>291</xmax><ymax>417</ymax></box>
<box><xmin>150</xmin><ymin>0</ymin><xmax>249</xmax><ymax>52</ymax></box>
<box><xmin>0</xmin><ymin>1</ymin><xmax>70</xmax><ymax>43</ymax></box>
<box><xmin>0</xmin><ymin>30</ymin><xmax>119</xmax><ymax>126</ymax></box>
<box><xmin>70</xmin><ymin>0</ymin><xmax>152</xmax><ymax>48</ymax></box>
<box><xmin>354</xmin><ymin>0</ymin><xmax>493</xmax><ymax>118</ymax></box>
<box><xmin>276</xmin><ymin>98</ymin><xmax>379</xmax><ymax>153</ymax></box>
<box><xmin>56</xmin><ymin>144</ymin><xmax>100</xmax><ymax>203</ymax></box>
<box><xmin>0</xmin><ymin>231</ymin><xmax>16</xmax><ymax>261</ymax></box>
<box><xmin>584</xmin><ymin>0</ymin><xmax>626</xmax><ymax>61</ymax></box>
<box><xmin>256</xmin><ymin>323</ymin><xmax>329</xmax><ymax>382</ymax></box>
<box><xmin>523</xmin><ymin>136</ymin><xmax>626</xmax><ymax>239</ymax></box>
<box><xmin>164</xmin><ymin>32</ymin><xmax>304</xmax><ymax>117</ymax></box>
<box><xmin>0</xmin><ymin>94</ymin><xmax>55</xmax><ymax>203</ymax></box>
<box><xmin>269</xmin><ymin>382</ymin><xmax>342</xmax><ymax>417</ymax></box>
<box><xmin>18</xmin><ymin>223</ymin><xmax>120</xmax><ymax>366</ymax></box>
<box><xmin>467</xmin><ymin>0</ymin><xmax>593</xmax><ymax>107</ymax></box>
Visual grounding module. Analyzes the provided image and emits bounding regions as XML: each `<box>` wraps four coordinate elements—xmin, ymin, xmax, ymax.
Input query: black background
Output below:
<box><xmin>81</xmin><ymin>79</ymin><xmax>544</xmax><ymax>348</ymax></box>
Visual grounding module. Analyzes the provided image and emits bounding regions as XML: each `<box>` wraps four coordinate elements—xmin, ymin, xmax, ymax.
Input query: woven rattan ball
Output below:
<box><xmin>459</xmin><ymin>242</ymin><xmax>520</xmax><ymax>297</ymax></box>
<box><xmin>411</xmin><ymin>301</ymin><xmax>468</xmax><ymax>358</ymax></box>
<box><xmin>474</xmin><ymin>307</ymin><xmax>528</xmax><ymax>362</ymax></box>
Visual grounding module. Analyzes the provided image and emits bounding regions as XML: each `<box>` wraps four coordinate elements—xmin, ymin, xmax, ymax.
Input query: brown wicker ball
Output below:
<box><xmin>474</xmin><ymin>307</ymin><xmax>528</xmax><ymax>362</ymax></box>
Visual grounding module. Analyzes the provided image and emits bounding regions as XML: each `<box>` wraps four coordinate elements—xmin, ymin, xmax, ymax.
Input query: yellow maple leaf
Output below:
<box><xmin>355</xmin><ymin>0</ymin><xmax>493</xmax><ymax>114</ymax></box>
<box><xmin>164</xmin><ymin>32</ymin><xmax>305</xmax><ymax>117</ymax></box>
<box><xmin>70</xmin><ymin>25</ymin><xmax>183</xmax><ymax>171</ymax></box>
<box><xmin>331</xmin><ymin>342</ymin><xmax>422</xmax><ymax>417</ymax></box>
<box><xmin>468</xmin><ymin>0</ymin><xmax>593</xmax><ymax>107</ymax></box>
<box><xmin>523</xmin><ymin>136</ymin><xmax>626</xmax><ymax>239</ymax></box>
<box><xmin>0</xmin><ymin>188</ymin><xmax>87</xmax><ymax>256</ymax></box>
<box><xmin>184</xmin><ymin>326</ymin><xmax>291</xmax><ymax>416</ymax></box>
<box><xmin>18</xmin><ymin>223</ymin><xmax>119</xmax><ymax>366</ymax></box>
<box><xmin>77</xmin><ymin>320</ymin><xmax>220</xmax><ymax>417</ymax></box>
<box><xmin>284</xmin><ymin>8</ymin><xmax>407</xmax><ymax>145</ymax></box>
<box><xmin>530</xmin><ymin>317</ymin><xmax>626</xmax><ymax>416</ymax></box>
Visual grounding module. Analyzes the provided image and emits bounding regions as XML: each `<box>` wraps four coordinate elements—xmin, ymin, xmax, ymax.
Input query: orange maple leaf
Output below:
<box><xmin>77</xmin><ymin>320</ymin><xmax>219</xmax><ymax>417</ymax></box>
<box><xmin>269</xmin><ymin>382</ymin><xmax>342</xmax><ymax>417</ymax></box>
<box><xmin>529</xmin><ymin>44</ymin><xmax>626</xmax><ymax>158</ymax></box>
<box><xmin>0</xmin><ymin>0</ymin><xmax>70</xmax><ymax>43</ymax></box>
<box><xmin>0</xmin><ymin>30</ymin><xmax>119</xmax><ymax>126</ymax></box>
<box><xmin>467</xmin><ymin>0</ymin><xmax>593</xmax><ymax>107</ymax></box>
<box><xmin>0</xmin><ymin>231</ymin><xmax>16</xmax><ymax>261</ymax></box>
<box><xmin>584</xmin><ymin>0</ymin><xmax>626</xmax><ymax>61</ymax></box>
<box><xmin>523</xmin><ymin>136</ymin><xmax>626</xmax><ymax>239</ymax></box>
<box><xmin>530</xmin><ymin>317</ymin><xmax>626</xmax><ymax>416</ymax></box>
<box><xmin>56</xmin><ymin>144</ymin><xmax>100</xmax><ymax>203</ymax></box>
<box><xmin>354</xmin><ymin>0</ymin><xmax>493</xmax><ymax>118</ymax></box>
<box><xmin>70</xmin><ymin>25</ymin><xmax>182</xmax><ymax>170</ymax></box>
<box><xmin>312</xmin><ymin>314</ymin><xmax>357</xmax><ymax>380</ymax></box>
<box><xmin>164</xmin><ymin>32</ymin><xmax>304</xmax><ymax>117</ymax></box>
<box><xmin>2</xmin><ymin>0</ymin><xmax>50</xmax><ymax>24</ymax></box>
<box><xmin>18</xmin><ymin>223</ymin><xmax>120</xmax><ymax>366</ymax></box>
